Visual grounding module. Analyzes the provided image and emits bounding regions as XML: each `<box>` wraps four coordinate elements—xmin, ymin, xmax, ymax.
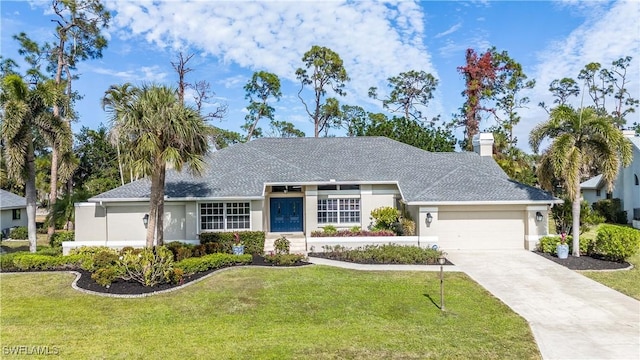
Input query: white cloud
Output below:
<box><xmin>89</xmin><ymin>65</ymin><xmax>168</xmax><ymax>83</ymax></box>
<box><xmin>105</xmin><ymin>0</ymin><xmax>440</xmax><ymax>120</ymax></box>
<box><xmin>516</xmin><ymin>0</ymin><xmax>640</xmax><ymax>152</ymax></box>
<box><xmin>435</xmin><ymin>22</ymin><xmax>462</xmax><ymax>38</ymax></box>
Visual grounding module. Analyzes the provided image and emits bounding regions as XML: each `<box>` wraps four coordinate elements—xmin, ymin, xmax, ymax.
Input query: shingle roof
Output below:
<box><xmin>0</xmin><ymin>189</ymin><xmax>26</xmax><ymax>210</ymax></box>
<box><xmin>580</xmin><ymin>174</ymin><xmax>604</xmax><ymax>190</ymax></box>
<box><xmin>91</xmin><ymin>137</ymin><xmax>557</xmax><ymax>204</ymax></box>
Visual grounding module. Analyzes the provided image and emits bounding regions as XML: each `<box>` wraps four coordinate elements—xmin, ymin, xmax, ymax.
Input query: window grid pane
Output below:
<box><xmin>201</xmin><ymin>202</ymin><xmax>249</xmax><ymax>231</ymax></box>
<box><xmin>318</xmin><ymin>198</ymin><xmax>359</xmax><ymax>224</ymax></box>
<box><xmin>226</xmin><ymin>202</ymin><xmax>250</xmax><ymax>230</ymax></box>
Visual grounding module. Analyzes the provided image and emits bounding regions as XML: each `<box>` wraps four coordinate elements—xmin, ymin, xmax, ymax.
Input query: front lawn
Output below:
<box><xmin>581</xmin><ymin>252</ymin><xmax>640</xmax><ymax>300</ymax></box>
<box><xmin>0</xmin><ymin>266</ymin><xmax>540</xmax><ymax>359</ymax></box>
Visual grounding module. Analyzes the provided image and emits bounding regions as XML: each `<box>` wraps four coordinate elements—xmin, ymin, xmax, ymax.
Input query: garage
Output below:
<box><xmin>436</xmin><ymin>208</ymin><xmax>526</xmax><ymax>250</ymax></box>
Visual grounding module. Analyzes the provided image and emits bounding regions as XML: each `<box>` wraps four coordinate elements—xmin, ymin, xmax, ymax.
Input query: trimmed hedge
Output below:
<box><xmin>537</xmin><ymin>235</ymin><xmax>592</xmax><ymax>256</ymax></box>
<box><xmin>311</xmin><ymin>229</ymin><xmax>396</xmax><ymax>237</ymax></box>
<box><xmin>594</xmin><ymin>224</ymin><xmax>640</xmax><ymax>261</ymax></box>
<box><xmin>317</xmin><ymin>244</ymin><xmax>443</xmax><ymax>264</ymax></box>
<box><xmin>1</xmin><ymin>253</ymin><xmax>88</xmax><ymax>271</ymax></box>
<box><xmin>199</xmin><ymin>231</ymin><xmax>265</xmax><ymax>255</ymax></box>
<box><xmin>50</xmin><ymin>231</ymin><xmax>74</xmax><ymax>248</ymax></box>
<box><xmin>175</xmin><ymin>253</ymin><xmax>252</xmax><ymax>275</ymax></box>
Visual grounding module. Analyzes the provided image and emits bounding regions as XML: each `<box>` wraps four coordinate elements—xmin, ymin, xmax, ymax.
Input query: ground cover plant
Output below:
<box><xmin>0</xmin><ymin>266</ymin><xmax>540</xmax><ymax>359</ymax></box>
<box><xmin>310</xmin><ymin>244</ymin><xmax>444</xmax><ymax>265</ymax></box>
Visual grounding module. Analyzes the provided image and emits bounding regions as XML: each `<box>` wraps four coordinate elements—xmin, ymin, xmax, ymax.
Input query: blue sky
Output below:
<box><xmin>2</xmin><ymin>0</ymin><xmax>639</xmax><ymax>152</ymax></box>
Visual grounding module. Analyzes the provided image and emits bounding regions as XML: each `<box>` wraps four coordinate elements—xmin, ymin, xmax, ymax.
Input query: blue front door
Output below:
<box><xmin>270</xmin><ymin>198</ymin><xmax>303</xmax><ymax>232</ymax></box>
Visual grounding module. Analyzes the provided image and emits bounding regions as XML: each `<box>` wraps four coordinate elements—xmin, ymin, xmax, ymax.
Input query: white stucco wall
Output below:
<box><xmin>74</xmin><ymin>203</ymin><xmax>106</xmax><ymax>242</ymax></box>
<box><xmin>413</xmin><ymin>204</ymin><xmax>550</xmax><ymax>251</ymax></box>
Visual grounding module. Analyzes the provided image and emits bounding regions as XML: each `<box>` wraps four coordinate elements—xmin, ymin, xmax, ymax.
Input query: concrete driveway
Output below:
<box><xmin>446</xmin><ymin>250</ymin><xmax>640</xmax><ymax>360</ymax></box>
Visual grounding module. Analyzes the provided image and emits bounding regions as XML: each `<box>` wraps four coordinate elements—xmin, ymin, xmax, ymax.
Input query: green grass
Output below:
<box><xmin>0</xmin><ymin>266</ymin><xmax>540</xmax><ymax>359</ymax></box>
<box><xmin>1</xmin><ymin>234</ymin><xmax>49</xmax><ymax>253</ymax></box>
<box><xmin>581</xmin><ymin>251</ymin><xmax>640</xmax><ymax>300</ymax></box>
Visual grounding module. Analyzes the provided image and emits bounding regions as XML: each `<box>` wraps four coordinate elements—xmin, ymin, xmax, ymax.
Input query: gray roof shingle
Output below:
<box><xmin>91</xmin><ymin>137</ymin><xmax>557</xmax><ymax>204</ymax></box>
<box><xmin>0</xmin><ymin>189</ymin><xmax>26</xmax><ymax>210</ymax></box>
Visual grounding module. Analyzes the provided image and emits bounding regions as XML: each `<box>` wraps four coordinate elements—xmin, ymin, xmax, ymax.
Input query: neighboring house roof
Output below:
<box><xmin>0</xmin><ymin>189</ymin><xmax>26</xmax><ymax>210</ymax></box>
<box><xmin>580</xmin><ymin>174</ymin><xmax>604</xmax><ymax>190</ymax></box>
<box><xmin>91</xmin><ymin>137</ymin><xmax>558</xmax><ymax>204</ymax></box>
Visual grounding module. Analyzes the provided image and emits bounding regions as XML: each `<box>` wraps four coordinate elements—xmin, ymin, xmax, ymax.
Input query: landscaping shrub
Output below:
<box><xmin>69</xmin><ymin>247</ymin><xmax>120</xmax><ymax>272</ymax></box>
<box><xmin>321</xmin><ymin>225</ymin><xmax>338</xmax><ymax>235</ymax></box>
<box><xmin>311</xmin><ymin>229</ymin><xmax>395</xmax><ymax>237</ymax></box>
<box><xmin>175</xmin><ymin>253</ymin><xmax>252</xmax><ymax>275</ymax></box>
<box><xmin>91</xmin><ymin>266</ymin><xmax>122</xmax><ymax>287</ymax></box>
<box><xmin>349</xmin><ymin>226</ymin><xmax>361</xmax><ymax>233</ymax></box>
<box><xmin>199</xmin><ymin>231</ymin><xmax>265</xmax><ymax>255</ymax></box>
<box><xmin>192</xmin><ymin>244</ymin><xmax>208</xmax><ymax>257</ymax></box>
<box><xmin>9</xmin><ymin>227</ymin><xmax>28</xmax><ymax>240</ymax></box>
<box><xmin>537</xmin><ymin>235</ymin><xmax>593</xmax><ymax>256</ymax></box>
<box><xmin>7</xmin><ymin>253</ymin><xmax>87</xmax><ymax>271</ymax></box>
<box><xmin>315</xmin><ymin>244</ymin><xmax>443</xmax><ymax>264</ymax></box>
<box><xmin>37</xmin><ymin>247</ymin><xmax>62</xmax><ymax>256</ymax></box>
<box><xmin>50</xmin><ymin>231</ymin><xmax>74</xmax><ymax>248</ymax></box>
<box><xmin>273</xmin><ymin>237</ymin><xmax>290</xmax><ymax>255</ymax></box>
<box><xmin>400</xmin><ymin>218</ymin><xmax>416</xmax><ymax>236</ymax></box>
<box><xmin>118</xmin><ymin>246</ymin><xmax>176</xmax><ymax>287</ymax></box>
<box><xmin>370</xmin><ymin>206</ymin><xmax>400</xmax><ymax>231</ymax></box>
<box><xmin>552</xmin><ymin>198</ymin><xmax>604</xmax><ymax>234</ymax></box>
<box><xmin>593</xmin><ymin>224</ymin><xmax>640</xmax><ymax>261</ymax></box>
<box><xmin>264</xmin><ymin>253</ymin><xmax>305</xmax><ymax>266</ymax></box>
<box><xmin>166</xmin><ymin>242</ymin><xmax>195</xmax><ymax>261</ymax></box>
<box><xmin>0</xmin><ymin>253</ymin><xmax>20</xmax><ymax>271</ymax></box>
<box><xmin>592</xmin><ymin>199</ymin><xmax>628</xmax><ymax>224</ymax></box>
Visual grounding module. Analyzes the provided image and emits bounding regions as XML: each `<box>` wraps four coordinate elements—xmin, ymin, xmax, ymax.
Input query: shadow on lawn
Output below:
<box><xmin>423</xmin><ymin>293</ymin><xmax>442</xmax><ymax>310</ymax></box>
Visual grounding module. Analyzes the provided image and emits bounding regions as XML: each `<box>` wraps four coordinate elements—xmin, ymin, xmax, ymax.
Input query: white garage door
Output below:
<box><xmin>437</xmin><ymin>210</ymin><xmax>525</xmax><ymax>250</ymax></box>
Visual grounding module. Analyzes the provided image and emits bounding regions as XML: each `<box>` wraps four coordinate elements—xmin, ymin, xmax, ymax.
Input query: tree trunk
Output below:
<box><xmin>116</xmin><ymin>141</ymin><xmax>124</xmax><ymax>186</ymax></box>
<box><xmin>156</xmin><ymin>162</ymin><xmax>166</xmax><ymax>246</ymax></box>
<box><xmin>26</xmin><ymin>140</ymin><xmax>38</xmax><ymax>253</ymax></box>
<box><xmin>48</xmin><ymin>40</ymin><xmax>66</xmax><ymax>244</ymax></box>
<box><xmin>572</xmin><ymin>176</ymin><xmax>581</xmax><ymax>257</ymax></box>
<box><xmin>47</xmin><ymin>148</ymin><xmax>59</xmax><ymax>243</ymax></box>
<box><xmin>145</xmin><ymin>160</ymin><xmax>166</xmax><ymax>247</ymax></box>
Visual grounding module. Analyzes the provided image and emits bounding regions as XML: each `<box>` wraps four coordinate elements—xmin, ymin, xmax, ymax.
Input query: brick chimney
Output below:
<box><xmin>472</xmin><ymin>133</ymin><xmax>494</xmax><ymax>157</ymax></box>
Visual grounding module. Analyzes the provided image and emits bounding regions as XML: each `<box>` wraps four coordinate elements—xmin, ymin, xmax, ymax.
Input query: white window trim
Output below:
<box><xmin>317</xmin><ymin>198</ymin><xmax>361</xmax><ymax>225</ymax></box>
<box><xmin>199</xmin><ymin>201</ymin><xmax>251</xmax><ymax>232</ymax></box>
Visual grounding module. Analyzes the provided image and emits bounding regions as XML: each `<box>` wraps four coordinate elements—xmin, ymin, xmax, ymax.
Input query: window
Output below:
<box><xmin>12</xmin><ymin>209</ymin><xmax>21</xmax><ymax>220</ymax></box>
<box><xmin>317</xmin><ymin>184</ymin><xmax>359</xmax><ymax>191</ymax></box>
<box><xmin>200</xmin><ymin>202</ymin><xmax>250</xmax><ymax>231</ymax></box>
<box><xmin>635</xmin><ymin>174</ymin><xmax>639</xmax><ymax>186</ymax></box>
<box><xmin>606</xmin><ymin>192</ymin><xmax>613</xmax><ymax>200</ymax></box>
<box><xmin>596</xmin><ymin>190</ymin><xmax>601</xmax><ymax>197</ymax></box>
<box><xmin>317</xmin><ymin>198</ymin><xmax>360</xmax><ymax>224</ymax></box>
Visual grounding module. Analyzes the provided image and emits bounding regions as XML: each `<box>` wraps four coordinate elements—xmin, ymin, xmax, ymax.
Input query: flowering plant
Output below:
<box><xmin>560</xmin><ymin>232</ymin><xmax>567</xmax><ymax>245</ymax></box>
<box><xmin>233</xmin><ymin>233</ymin><xmax>243</xmax><ymax>246</ymax></box>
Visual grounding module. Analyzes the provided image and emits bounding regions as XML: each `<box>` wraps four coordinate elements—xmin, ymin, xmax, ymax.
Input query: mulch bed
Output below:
<box><xmin>4</xmin><ymin>254</ymin><xmax>310</xmax><ymax>296</ymax></box>
<box><xmin>534</xmin><ymin>251</ymin><xmax>631</xmax><ymax>271</ymax></box>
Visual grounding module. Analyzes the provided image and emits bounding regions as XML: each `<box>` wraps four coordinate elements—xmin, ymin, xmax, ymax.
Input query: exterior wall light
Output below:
<box><xmin>426</xmin><ymin>212</ymin><xmax>433</xmax><ymax>224</ymax></box>
<box><xmin>143</xmin><ymin>214</ymin><xmax>149</xmax><ymax>227</ymax></box>
<box><xmin>536</xmin><ymin>211</ymin><xmax>543</xmax><ymax>222</ymax></box>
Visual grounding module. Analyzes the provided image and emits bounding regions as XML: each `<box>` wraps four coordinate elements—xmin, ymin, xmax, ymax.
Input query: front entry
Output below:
<box><xmin>270</xmin><ymin>198</ymin><xmax>303</xmax><ymax>232</ymax></box>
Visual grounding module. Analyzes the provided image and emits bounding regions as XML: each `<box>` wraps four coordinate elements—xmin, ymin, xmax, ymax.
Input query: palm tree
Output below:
<box><xmin>112</xmin><ymin>84</ymin><xmax>210</xmax><ymax>247</ymax></box>
<box><xmin>1</xmin><ymin>74</ymin><xmax>72</xmax><ymax>252</ymax></box>
<box><xmin>101</xmin><ymin>83</ymin><xmax>137</xmax><ymax>186</ymax></box>
<box><xmin>530</xmin><ymin>105</ymin><xmax>632</xmax><ymax>256</ymax></box>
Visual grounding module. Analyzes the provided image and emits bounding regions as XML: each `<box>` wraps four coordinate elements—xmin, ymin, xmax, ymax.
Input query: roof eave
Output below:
<box><xmin>405</xmin><ymin>199</ymin><xmax>563</xmax><ymax>206</ymax></box>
